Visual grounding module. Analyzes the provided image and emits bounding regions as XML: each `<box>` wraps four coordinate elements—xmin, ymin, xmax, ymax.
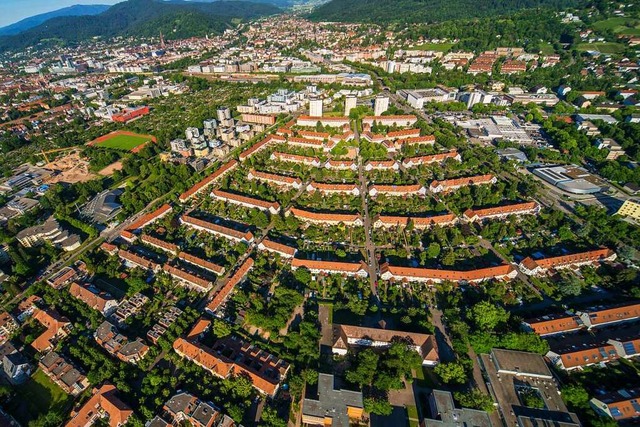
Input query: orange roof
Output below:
<box><xmin>32</xmin><ymin>309</ymin><xmax>71</xmax><ymax>353</ymax></box>
<box><xmin>141</xmin><ymin>234</ymin><xmax>178</xmax><ymax>253</ymax></box>
<box><xmin>118</xmin><ymin>249</ymin><xmax>159</xmax><ymax>270</ymax></box>
<box><xmin>376</xmin><ymin>213</ymin><xmax>457</xmax><ymax>227</ymax></box>
<box><xmin>298</xmin><ymin>130</ymin><xmax>331</xmax><ymax>139</ymax></box>
<box><xmin>387</xmin><ymin>129</ymin><xmax>421</xmax><ymax>139</ymax></box>
<box><xmin>397</xmin><ymin>135</ymin><xmax>437</xmax><ymax>145</ymax></box>
<box><xmin>127</xmin><ymin>204</ymin><xmax>172</xmax><ymax>233</ymax></box>
<box><xmin>211</xmin><ymin>189</ymin><xmax>280</xmax><ymax>211</ymax></box>
<box><xmin>370</xmin><ymin>184</ymin><xmax>424</xmax><ymax>194</ymax></box>
<box><xmin>186</xmin><ymin>318</ymin><xmax>211</xmax><ymax>340</ymax></box>
<box><xmin>326</xmin><ymin>160</ymin><xmax>357</xmax><ymax>168</ymax></box>
<box><xmin>178</xmin><ymin>252</ymin><xmax>225</xmax><ymax>275</ymax></box>
<box><xmin>287</xmin><ymin>136</ymin><xmax>324</xmax><ymax>147</ymax></box>
<box><xmin>463</xmin><ymin>201</ymin><xmax>539</xmax><ymax>220</ymax></box>
<box><xmin>271</xmin><ymin>152</ymin><xmax>320</xmax><ymax>164</ymax></box>
<box><xmin>100</xmin><ymin>242</ymin><xmax>118</xmax><ymax>254</ymax></box>
<box><xmin>520</xmin><ymin>248</ymin><xmax>615</xmax><ymax>272</ymax></box>
<box><xmin>430</xmin><ymin>174</ymin><xmax>495</xmax><ymax>190</ymax></box>
<box><xmin>365</xmin><ymin>160</ymin><xmax>398</xmax><ymax>169</ymax></box>
<box><xmin>288</xmin><ymin>207</ymin><xmax>361</xmax><ymax>223</ymax></box>
<box><xmin>291</xmin><ymin>258</ymin><xmax>367</xmax><ymax>274</ymax></box>
<box><xmin>66</xmin><ymin>384</ymin><xmax>133</xmax><ymax>427</ymax></box>
<box><xmin>557</xmin><ymin>344</ymin><xmax>618</xmax><ymax>369</ymax></box>
<box><xmin>588</xmin><ymin>302</ymin><xmax>640</xmax><ymax>326</ymax></box>
<box><xmin>403</xmin><ymin>150</ymin><xmax>459</xmax><ymax>166</ymax></box>
<box><xmin>180</xmin><ymin>215</ymin><xmax>254</xmax><ymax>242</ymax></box>
<box><xmin>259</xmin><ymin>238</ymin><xmax>297</xmax><ymax>256</ymax></box>
<box><xmin>179</xmin><ymin>160</ymin><xmax>238</xmax><ymax>202</ymax></box>
<box><xmin>163</xmin><ymin>264</ymin><xmax>212</xmax><ymax>291</ymax></box>
<box><xmin>69</xmin><ymin>283</ymin><xmax>114</xmax><ymax>314</ymax></box>
<box><xmin>238</xmin><ymin>135</ymin><xmax>285</xmax><ymax>161</ymax></box>
<box><xmin>380</xmin><ymin>263</ymin><xmax>516</xmax><ymax>283</ymax></box>
<box><xmin>206</xmin><ymin>258</ymin><xmax>254</xmax><ymax>313</ymax></box>
<box><xmin>308</xmin><ymin>182</ymin><xmax>359</xmax><ymax>192</ymax></box>
<box><xmin>248</xmin><ymin>169</ymin><xmax>302</xmax><ymax>186</ymax></box>
<box><xmin>524</xmin><ymin>314</ymin><xmax>584</xmax><ymax>335</ymax></box>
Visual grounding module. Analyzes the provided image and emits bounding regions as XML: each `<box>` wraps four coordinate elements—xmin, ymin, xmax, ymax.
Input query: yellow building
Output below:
<box><xmin>617</xmin><ymin>199</ymin><xmax>640</xmax><ymax>220</ymax></box>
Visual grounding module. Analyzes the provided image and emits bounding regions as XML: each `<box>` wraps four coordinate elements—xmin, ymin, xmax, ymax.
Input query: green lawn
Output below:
<box><xmin>575</xmin><ymin>42</ymin><xmax>626</xmax><ymax>54</ymax></box>
<box><xmin>97</xmin><ymin>134</ymin><xmax>151</xmax><ymax>150</ymax></box>
<box><xmin>408</xmin><ymin>42</ymin><xmax>456</xmax><ymax>52</ymax></box>
<box><xmin>9</xmin><ymin>369</ymin><xmax>72</xmax><ymax>425</ymax></box>
<box><xmin>538</xmin><ymin>43</ymin><xmax>556</xmax><ymax>55</ymax></box>
<box><xmin>591</xmin><ymin>17</ymin><xmax>640</xmax><ymax>35</ymax></box>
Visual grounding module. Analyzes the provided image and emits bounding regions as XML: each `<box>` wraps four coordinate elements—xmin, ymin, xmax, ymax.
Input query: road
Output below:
<box><xmin>354</xmin><ymin>122</ymin><xmax>379</xmax><ymax>298</ymax></box>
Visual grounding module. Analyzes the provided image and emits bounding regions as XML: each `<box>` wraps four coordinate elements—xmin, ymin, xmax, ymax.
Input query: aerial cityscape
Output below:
<box><xmin>0</xmin><ymin>0</ymin><xmax>638</xmax><ymax>426</ymax></box>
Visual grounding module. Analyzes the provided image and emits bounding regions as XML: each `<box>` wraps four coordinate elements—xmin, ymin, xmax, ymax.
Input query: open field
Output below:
<box><xmin>591</xmin><ymin>17</ymin><xmax>640</xmax><ymax>35</ymax></box>
<box><xmin>43</xmin><ymin>151</ymin><xmax>97</xmax><ymax>184</ymax></box>
<box><xmin>88</xmin><ymin>130</ymin><xmax>156</xmax><ymax>152</ymax></box>
<box><xmin>7</xmin><ymin>369</ymin><xmax>72</xmax><ymax>425</ymax></box>
<box><xmin>408</xmin><ymin>42</ymin><xmax>456</xmax><ymax>52</ymax></box>
<box><xmin>575</xmin><ymin>42</ymin><xmax>626</xmax><ymax>54</ymax></box>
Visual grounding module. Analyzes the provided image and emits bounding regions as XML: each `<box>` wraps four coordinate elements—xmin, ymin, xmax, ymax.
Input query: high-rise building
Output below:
<box><xmin>216</xmin><ymin>107</ymin><xmax>231</xmax><ymax>122</ymax></box>
<box><xmin>374</xmin><ymin>95</ymin><xmax>389</xmax><ymax>116</ymax></box>
<box><xmin>309</xmin><ymin>98</ymin><xmax>323</xmax><ymax>118</ymax></box>
<box><xmin>345</xmin><ymin>95</ymin><xmax>357</xmax><ymax>117</ymax></box>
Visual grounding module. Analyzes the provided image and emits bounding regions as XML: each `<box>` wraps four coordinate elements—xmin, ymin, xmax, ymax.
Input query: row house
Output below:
<box><xmin>328</xmin><ymin>131</ymin><xmax>355</xmax><ymax>145</ymax></box>
<box><xmin>69</xmin><ymin>283</ymin><xmax>118</xmax><ymax>317</ymax></box>
<box><xmin>306</xmin><ymin>182</ymin><xmax>360</xmax><ymax>196</ymax></box>
<box><xmin>298</xmin><ymin>130</ymin><xmax>331</xmax><ymax>141</ymax></box>
<box><xmin>401</xmin><ymin>150</ymin><xmax>461</xmax><ymax>168</ymax></box>
<box><xmin>247</xmin><ymin>169</ymin><xmax>302</xmax><ymax>190</ymax></box>
<box><xmin>373</xmin><ymin>213</ymin><xmax>458</xmax><ymax>230</ymax></box>
<box><xmin>179</xmin><ymin>160</ymin><xmax>238</xmax><ymax>202</ymax></box>
<box><xmin>590</xmin><ymin>389</ymin><xmax>640</xmax><ymax>422</ymax></box>
<box><xmin>362</xmin><ymin>115</ymin><xmax>417</xmax><ymax>127</ymax></box>
<box><xmin>46</xmin><ymin>266</ymin><xmax>78</xmax><ymax>290</ymax></box>
<box><xmin>325</xmin><ymin>160</ymin><xmax>358</xmax><ymax>171</ymax></box>
<box><xmin>206</xmin><ymin>257</ymin><xmax>254</xmax><ymax>316</ymax></box>
<box><xmin>368</xmin><ymin>184</ymin><xmax>426</xmax><ymax>197</ymax></box>
<box><xmin>147</xmin><ymin>306</ymin><xmax>183</xmax><ymax>345</ymax></box>
<box><xmin>125</xmin><ymin>203</ymin><xmax>173</xmax><ymax>235</ymax></box>
<box><xmin>463</xmin><ymin>201</ymin><xmax>540</xmax><ymax>222</ymax></box>
<box><xmin>429</xmin><ymin>174</ymin><xmax>497</xmax><ymax>193</ymax></box>
<box><xmin>360</xmin><ymin>131</ymin><xmax>386</xmax><ymax>144</ymax></box>
<box><xmin>141</xmin><ymin>234</ymin><xmax>178</xmax><ymax>255</ymax></box>
<box><xmin>180</xmin><ymin>215</ymin><xmax>254</xmax><ymax>244</ymax></box>
<box><xmin>118</xmin><ymin>248</ymin><xmax>160</xmax><ymax>271</ymax></box>
<box><xmin>386</xmin><ymin>128</ymin><xmax>421</xmax><ymax>140</ymax></box>
<box><xmin>111</xmin><ymin>293</ymin><xmax>149</xmax><ymax>327</ymax></box>
<box><xmin>287</xmin><ymin>136</ymin><xmax>324</xmax><ymax>149</ymax></box>
<box><xmin>163</xmin><ymin>392</ymin><xmax>227</xmax><ymax>427</ymax></box>
<box><xmin>270</xmin><ymin>151</ymin><xmax>321</xmax><ymax>167</ymax></box>
<box><xmin>162</xmin><ymin>264</ymin><xmax>213</xmax><ymax>293</ymax></box>
<box><xmin>286</xmin><ymin>207</ymin><xmax>363</xmax><ymax>226</ymax></box>
<box><xmin>178</xmin><ymin>252</ymin><xmax>225</xmax><ymax>275</ymax></box>
<box><xmin>364</xmin><ymin>160</ymin><xmax>399</xmax><ymax>171</ymax></box>
<box><xmin>290</xmin><ymin>258</ymin><xmax>368</xmax><ymax>278</ymax></box>
<box><xmin>331</xmin><ymin>324</ymin><xmax>439</xmax><ymax>366</ymax></box>
<box><xmin>173</xmin><ymin>322</ymin><xmax>289</xmax><ymax>397</ymax></box>
<box><xmin>257</xmin><ymin>238</ymin><xmax>298</xmax><ymax>259</ymax></box>
<box><xmin>379</xmin><ymin>263</ymin><xmax>517</xmax><ymax>284</ymax></box>
<box><xmin>500</xmin><ymin>60</ymin><xmax>527</xmax><ymax>74</ymax></box>
<box><xmin>238</xmin><ymin>135</ymin><xmax>285</xmax><ymax>162</ymax></box>
<box><xmin>211</xmin><ymin>189</ymin><xmax>281</xmax><ymax>214</ymax></box>
<box><xmin>95</xmin><ymin>321</ymin><xmax>149</xmax><ymax>364</ymax></box>
<box><xmin>385</xmin><ymin>135</ymin><xmax>436</xmax><ymax>152</ymax></box>
<box><xmin>296</xmin><ymin>116</ymin><xmax>350</xmax><ymax>128</ymax></box>
<box><xmin>519</xmin><ymin>248</ymin><xmax>617</xmax><ymax>276</ymax></box>
<box><xmin>15</xmin><ymin>295</ymin><xmax>42</xmax><ymax>322</ymax></box>
<box><xmin>40</xmin><ymin>351</ymin><xmax>89</xmax><ymax>396</ymax></box>
<box><xmin>0</xmin><ymin>312</ymin><xmax>19</xmax><ymax>343</ymax></box>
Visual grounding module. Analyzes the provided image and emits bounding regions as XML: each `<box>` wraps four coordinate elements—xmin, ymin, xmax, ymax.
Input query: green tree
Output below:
<box><xmin>561</xmin><ymin>385</ymin><xmax>589</xmax><ymax>409</ymax></box>
<box><xmin>213</xmin><ymin>319</ymin><xmax>232</xmax><ymax>338</ymax></box>
<box><xmin>454</xmin><ymin>390</ymin><xmax>495</xmax><ymax>412</ymax></box>
<box><xmin>434</xmin><ymin>361</ymin><xmax>468</xmax><ymax>385</ymax></box>
<box><xmin>260</xmin><ymin>407</ymin><xmax>286</xmax><ymax>427</ymax></box>
<box><xmin>346</xmin><ymin>349</ymin><xmax>379</xmax><ymax>387</ymax></box>
<box><xmin>468</xmin><ymin>301</ymin><xmax>509</xmax><ymax>331</ymax></box>
<box><xmin>427</xmin><ymin>242</ymin><xmax>441</xmax><ymax>258</ymax></box>
<box><xmin>364</xmin><ymin>396</ymin><xmax>393</xmax><ymax>416</ymax></box>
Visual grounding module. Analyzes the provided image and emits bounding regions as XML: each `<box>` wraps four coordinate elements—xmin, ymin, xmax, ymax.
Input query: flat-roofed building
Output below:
<box><xmin>302</xmin><ymin>374</ymin><xmax>364</xmax><ymax>427</ymax></box>
<box><xmin>425</xmin><ymin>390</ymin><xmax>493</xmax><ymax>427</ymax></box>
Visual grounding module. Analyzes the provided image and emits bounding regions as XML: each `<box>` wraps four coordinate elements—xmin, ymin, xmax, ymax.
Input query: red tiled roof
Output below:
<box><xmin>259</xmin><ymin>238</ymin><xmax>297</xmax><ymax>257</ymax></box>
<box><xmin>288</xmin><ymin>207</ymin><xmax>361</xmax><ymax>224</ymax></box>
<box><xmin>463</xmin><ymin>201</ymin><xmax>539</xmax><ymax>220</ymax></box>
<box><xmin>163</xmin><ymin>264</ymin><xmax>212</xmax><ymax>291</ymax></box>
<box><xmin>127</xmin><ymin>204</ymin><xmax>172</xmax><ymax>233</ymax></box>
<box><xmin>298</xmin><ymin>130</ymin><xmax>331</xmax><ymax>139</ymax></box>
<box><xmin>179</xmin><ymin>160</ymin><xmax>238</xmax><ymax>202</ymax></box>
<box><xmin>525</xmin><ymin>314</ymin><xmax>584</xmax><ymax>335</ymax></box>
<box><xmin>387</xmin><ymin>129</ymin><xmax>421</xmax><ymax>139</ymax></box>
<box><xmin>178</xmin><ymin>252</ymin><xmax>225</xmax><ymax>275</ymax></box>
<box><xmin>308</xmin><ymin>182</ymin><xmax>359</xmax><ymax>192</ymax></box>
<box><xmin>66</xmin><ymin>384</ymin><xmax>133</xmax><ymax>427</ymax></box>
<box><xmin>180</xmin><ymin>215</ymin><xmax>254</xmax><ymax>242</ymax></box>
<box><xmin>69</xmin><ymin>283</ymin><xmax>114</xmax><ymax>314</ymax></box>
<box><xmin>557</xmin><ymin>344</ymin><xmax>618</xmax><ymax>369</ymax></box>
<box><xmin>363</xmin><ymin>115</ymin><xmax>417</xmax><ymax>121</ymax></box>
<box><xmin>430</xmin><ymin>174</ymin><xmax>495</xmax><ymax>190</ymax></box>
<box><xmin>32</xmin><ymin>309</ymin><xmax>71</xmax><ymax>353</ymax></box>
<box><xmin>588</xmin><ymin>302</ymin><xmax>640</xmax><ymax>326</ymax></box>
<box><xmin>291</xmin><ymin>258</ymin><xmax>367</xmax><ymax>274</ymax></box>
<box><xmin>248</xmin><ymin>169</ymin><xmax>302</xmax><ymax>186</ymax></box>
<box><xmin>375</xmin><ymin>213</ymin><xmax>457</xmax><ymax>227</ymax></box>
<box><xmin>118</xmin><ymin>249</ymin><xmax>159</xmax><ymax>270</ymax></box>
<box><xmin>206</xmin><ymin>258</ymin><xmax>254</xmax><ymax>313</ymax></box>
<box><xmin>365</xmin><ymin>160</ymin><xmax>398</xmax><ymax>169</ymax></box>
<box><xmin>238</xmin><ymin>135</ymin><xmax>285</xmax><ymax>161</ymax></box>
<box><xmin>287</xmin><ymin>136</ymin><xmax>324</xmax><ymax>147</ymax></box>
<box><xmin>211</xmin><ymin>189</ymin><xmax>280</xmax><ymax>211</ymax></box>
<box><xmin>380</xmin><ymin>263</ymin><xmax>516</xmax><ymax>283</ymax></box>
<box><xmin>402</xmin><ymin>150</ymin><xmax>459</xmax><ymax>166</ymax></box>
<box><xmin>271</xmin><ymin>152</ymin><xmax>320</xmax><ymax>164</ymax></box>
<box><xmin>370</xmin><ymin>184</ymin><xmax>424</xmax><ymax>194</ymax></box>
<box><xmin>141</xmin><ymin>234</ymin><xmax>178</xmax><ymax>253</ymax></box>
<box><xmin>520</xmin><ymin>248</ymin><xmax>615</xmax><ymax>272</ymax></box>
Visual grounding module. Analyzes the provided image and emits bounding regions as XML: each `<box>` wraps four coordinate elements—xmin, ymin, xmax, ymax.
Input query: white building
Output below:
<box><xmin>374</xmin><ymin>95</ymin><xmax>389</xmax><ymax>116</ymax></box>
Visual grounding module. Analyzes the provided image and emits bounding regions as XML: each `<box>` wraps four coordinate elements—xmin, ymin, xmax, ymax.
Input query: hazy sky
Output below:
<box><xmin>0</xmin><ymin>0</ymin><xmax>124</xmax><ymax>27</ymax></box>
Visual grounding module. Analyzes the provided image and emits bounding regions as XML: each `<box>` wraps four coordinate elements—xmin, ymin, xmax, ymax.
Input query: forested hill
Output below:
<box><xmin>0</xmin><ymin>5</ymin><xmax>111</xmax><ymax>36</ymax></box>
<box><xmin>308</xmin><ymin>0</ymin><xmax>582</xmax><ymax>23</ymax></box>
<box><xmin>0</xmin><ymin>0</ymin><xmax>281</xmax><ymax>52</ymax></box>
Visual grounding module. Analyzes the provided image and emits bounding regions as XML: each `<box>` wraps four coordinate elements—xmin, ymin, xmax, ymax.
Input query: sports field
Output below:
<box><xmin>88</xmin><ymin>130</ymin><xmax>156</xmax><ymax>152</ymax></box>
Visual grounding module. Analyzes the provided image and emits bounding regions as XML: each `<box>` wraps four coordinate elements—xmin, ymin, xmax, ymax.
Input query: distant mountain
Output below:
<box><xmin>0</xmin><ymin>0</ymin><xmax>281</xmax><ymax>52</ymax></box>
<box><xmin>308</xmin><ymin>0</ymin><xmax>580</xmax><ymax>23</ymax></box>
<box><xmin>0</xmin><ymin>4</ymin><xmax>111</xmax><ymax>36</ymax></box>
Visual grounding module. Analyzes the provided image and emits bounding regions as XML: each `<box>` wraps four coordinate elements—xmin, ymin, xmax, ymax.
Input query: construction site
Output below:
<box><xmin>38</xmin><ymin>149</ymin><xmax>97</xmax><ymax>185</ymax></box>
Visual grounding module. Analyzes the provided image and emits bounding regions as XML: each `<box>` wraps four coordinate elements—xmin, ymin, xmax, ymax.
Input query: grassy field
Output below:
<box><xmin>591</xmin><ymin>17</ymin><xmax>640</xmax><ymax>35</ymax></box>
<box><xmin>576</xmin><ymin>42</ymin><xmax>626</xmax><ymax>54</ymax></box>
<box><xmin>9</xmin><ymin>369</ymin><xmax>72</xmax><ymax>425</ymax></box>
<box><xmin>538</xmin><ymin>43</ymin><xmax>556</xmax><ymax>55</ymax></box>
<box><xmin>409</xmin><ymin>42</ymin><xmax>456</xmax><ymax>52</ymax></box>
<box><xmin>97</xmin><ymin>134</ymin><xmax>152</xmax><ymax>150</ymax></box>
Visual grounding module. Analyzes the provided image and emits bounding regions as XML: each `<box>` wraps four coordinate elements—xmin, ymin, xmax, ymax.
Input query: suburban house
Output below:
<box><xmin>205</xmin><ymin>257</ymin><xmax>254</xmax><ymax>316</ymax></box>
<box><xmin>518</xmin><ymin>248</ymin><xmax>616</xmax><ymax>276</ymax></box>
<box><xmin>65</xmin><ymin>383</ymin><xmax>133</xmax><ymax>427</ymax></box>
<box><xmin>31</xmin><ymin>309</ymin><xmax>72</xmax><ymax>353</ymax></box>
<box><xmin>40</xmin><ymin>351</ymin><xmax>89</xmax><ymax>396</ymax></box>
<box><xmin>69</xmin><ymin>282</ymin><xmax>119</xmax><ymax>316</ymax></box>
<box><xmin>590</xmin><ymin>388</ymin><xmax>640</xmax><ymax>422</ymax></box>
<box><xmin>331</xmin><ymin>324</ymin><xmax>439</xmax><ymax>366</ymax></box>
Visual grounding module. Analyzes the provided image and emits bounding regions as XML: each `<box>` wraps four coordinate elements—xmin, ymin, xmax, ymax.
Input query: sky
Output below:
<box><xmin>0</xmin><ymin>0</ymin><xmax>124</xmax><ymax>28</ymax></box>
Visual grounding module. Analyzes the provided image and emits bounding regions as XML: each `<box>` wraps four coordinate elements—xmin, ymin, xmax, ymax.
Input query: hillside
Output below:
<box><xmin>0</xmin><ymin>0</ymin><xmax>281</xmax><ymax>52</ymax></box>
<box><xmin>0</xmin><ymin>4</ymin><xmax>111</xmax><ymax>36</ymax></box>
<box><xmin>308</xmin><ymin>0</ymin><xmax>581</xmax><ymax>23</ymax></box>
